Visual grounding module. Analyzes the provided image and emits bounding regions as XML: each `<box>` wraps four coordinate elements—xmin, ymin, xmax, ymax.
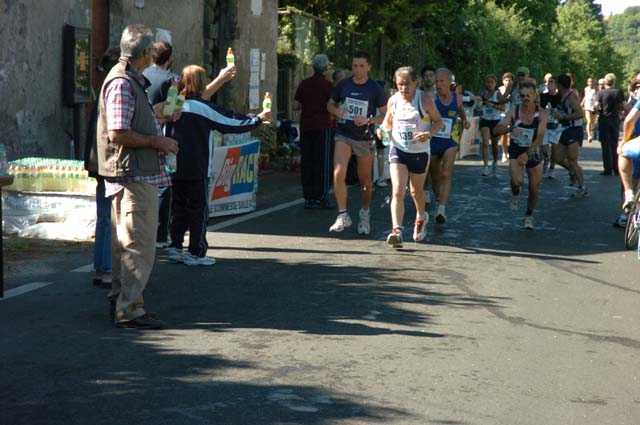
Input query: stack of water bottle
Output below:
<box><xmin>5</xmin><ymin>157</ymin><xmax>95</xmax><ymax>195</ymax></box>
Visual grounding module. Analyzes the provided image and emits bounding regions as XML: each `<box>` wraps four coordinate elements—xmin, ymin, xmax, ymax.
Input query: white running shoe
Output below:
<box><xmin>357</xmin><ymin>208</ymin><xmax>371</xmax><ymax>235</ymax></box>
<box><xmin>481</xmin><ymin>166</ymin><xmax>490</xmax><ymax>176</ymax></box>
<box><xmin>435</xmin><ymin>204</ymin><xmax>446</xmax><ymax>224</ymax></box>
<box><xmin>386</xmin><ymin>228</ymin><xmax>403</xmax><ymax>248</ymax></box>
<box><xmin>510</xmin><ymin>195</ymin><xmax>520</xmax><ymax>212</ymax></box>
<box><xmin>548</xmin><ymin>168</ymin><xmax>557</xmax><ymax>179</ymax></box>
<box><xmin>413</xmin><ymin>213</ymin><xmax>429</xmax><ymax>242</ymax></box>
<box><xmin>329</xmin><ymin>213</ymin><xmax>352</xmax><ymax>232</ymax></box>
<box><xmin>376</xmin><ymin>179</ymin><xmax>388</xmax><ymax>188</ymax></box>
<box><xmin>523</xmin><ymin>215</ymin><xmax>534</xmax><ymax>230</ymax></box>
<box><xmin>501</xmin><ymin>153</ymin><xmax>508</xmax><ymax>163</ymax></box>
<box><xmin>182</xmin><ymin>252</ymin><xmax>216</xmax><ymax>266</ymax></box>
<box><xmin>168</xmin><ymin>247</ymin><xmax>184</xmax><ymax>262</ymax></box>
<box><xmin>623</xmin><ymin>190</ymin><xmax>635</xmax><ymax>212</ymax></box>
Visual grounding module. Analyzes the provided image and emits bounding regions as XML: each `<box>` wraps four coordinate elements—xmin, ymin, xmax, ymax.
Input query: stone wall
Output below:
<box><xmin>0</xmin><ymin>0</ymin><xmax>91</xmax><ymax>160</ymax></box>
<box><xmin>108</xmin><ymin>0</ymin><xmax>205</xmax><ymax>75</ymax></box>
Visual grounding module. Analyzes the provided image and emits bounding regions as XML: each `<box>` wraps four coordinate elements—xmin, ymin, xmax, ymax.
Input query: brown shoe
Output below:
<box><xmin>115</xmin><ymin>314</ymin><xmax>165</xmax><ymax>330</ymax></box>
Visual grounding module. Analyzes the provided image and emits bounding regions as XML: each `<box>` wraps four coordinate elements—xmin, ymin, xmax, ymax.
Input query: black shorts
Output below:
<box><xmin>389</xmin><ymin>146</ymin><xmax>429</xmax><ymax>174</ymax></box>
<box><xmin>480</xmin><ymin>119</ymin><xmax>500</xmax><ymax>131</ymax></box>
<box><xmin>508</xmin><ymin>144</ymin><xmax>543</xmax><ymax>168</ymax></box>
<box><xmin>559</xmin><ymin>126</ymin><xmax>584</xmax><ymax>146</ymax></box>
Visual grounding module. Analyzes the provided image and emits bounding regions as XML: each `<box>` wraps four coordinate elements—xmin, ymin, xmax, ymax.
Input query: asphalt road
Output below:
<box><xmin>1</xmin><ymin>142</ymin><xmax>639</xmax><ymax>425</ymax></box>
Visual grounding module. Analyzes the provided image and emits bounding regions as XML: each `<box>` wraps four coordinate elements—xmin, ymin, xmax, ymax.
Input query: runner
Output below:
<box><xmin>429</xmin><ymin>68</ymin><xmax>470</xmax><ymax>224</ymax></box>
<box><xmin>618</xmin><ymin>84</ymin><xmax>640</xmax><ymax>212</ymax></box>
<box><xmin>479</xmin><ymin>74</ymin><xmax>505</xmax><ymax>176</ymax></box>
<box><xmin>498</xmin><ymin>72</ymin><xmax>515</xmax><ymax>162</ymax></box>
<box><xmin>540</xmin><ymin>76</ymin><xmax>564</xmax><ymax>175</ymax></box>
<box><xmin>553</xmin><ymin>73</ymin><xmax>589</xmax><ymax>198</ymax></box>
<box><xmin>420</xmin><ymin>64</ymin><xmax>437</xmax><ymax>205</ymax></box>
<box><xmin>493</xmin><ymin>81</ymin><xmax>548</xmax><ymax>229</ymax></box>
<box><xmin>327</xmin><ymin>51</ymin><xmax>387</xmax><ymax>234</ymax></box>
<box><xmin>379</xmin><ymin>66</ymin><xmax>443</xmax><ymax>248</ymax></box>
<box><xmin>581</xmin><ymin>77</ymin><xmax>597</xmax><ymax>144</ymax></box>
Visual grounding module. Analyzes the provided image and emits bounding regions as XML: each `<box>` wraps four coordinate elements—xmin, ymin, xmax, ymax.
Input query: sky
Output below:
<box><xmin>594</xmin><ymin>0</ymin><xmax>640</xmax><ymax>16</ymax></box>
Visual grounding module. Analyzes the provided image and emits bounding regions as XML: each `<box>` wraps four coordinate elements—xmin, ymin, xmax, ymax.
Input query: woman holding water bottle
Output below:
<box><xmin>378</xmin><ymin>66</ymin><xmax>442</xmax><ymax>248</ymax></box>
<box><xmin>165</xmin><ymin>65</ymin><xmax>270</xmax><ymax>266</ymax></box>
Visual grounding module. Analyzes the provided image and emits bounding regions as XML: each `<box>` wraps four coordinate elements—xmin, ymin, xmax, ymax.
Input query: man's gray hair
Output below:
<box><xmin>436</xmin><ymin>67</ymin><xmax>453</xmax><ymax>82</ymax></box>
<box><xmin>120</xmin><ymin>24</ymin><xmax>154</xmax><ymax>60</ymax></box>
<box><xmin>312</xmin><ymin>54</ymin><xmax>330</xmax><ymax>72</ymax></box>
<box><xmin>604</xmin><ymin>73</ymin><xmax>616</xmax><ymax>86</ymax></box>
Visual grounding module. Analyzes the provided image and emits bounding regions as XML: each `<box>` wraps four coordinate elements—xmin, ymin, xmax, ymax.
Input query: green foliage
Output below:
<box><xmin>278</xmin><ymin>0</ymin><xmax>630</xmax><ymax>92</ymax></box>
<box><xmin>606</xmin><ymin>6</ymin><xmax>640</xmax><ymax>82</ymax></box>
<box><xmin>554</xmin><ymin>0</ymin><xmax>624</xmax><ymax>88</ymax></box>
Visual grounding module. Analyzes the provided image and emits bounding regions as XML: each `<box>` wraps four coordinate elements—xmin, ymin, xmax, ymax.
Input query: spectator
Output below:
<box><xmin>166</xmin><ymin>65</ymin><xmax>270</xmax><ymax>265</ymax></box>
<box><xmin>595</xmin><ymin>73</ymin><xmax>625</xmax><ymax>175</ymax></box>
<box><xmin>97</xmin><ymin>24</ymin><xmax>179</xmax><ymax>329</ymax></box>
<box><xmin>581</xmin><ymin>77</ymin><xmax>597</xmax><ymax>143</ymax></box>
<box><xmin>84</xmin><ymin>46</ymin><xmax>120</xmax><ymax>289</ymax></box>
<box><xmin>294</xmin><ymin>54</ymin><xmax>334</xmax><ymax>209</ymax></box>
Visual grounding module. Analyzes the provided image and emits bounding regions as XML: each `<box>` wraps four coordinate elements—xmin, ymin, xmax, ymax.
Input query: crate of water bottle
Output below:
<box><xmin>4</xmin><ymin>157</ymin><xmax>95</xmax><ymax>195</ymax></box>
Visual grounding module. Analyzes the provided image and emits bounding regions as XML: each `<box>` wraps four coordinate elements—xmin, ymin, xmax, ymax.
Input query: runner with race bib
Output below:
<box><xmin>429</xmin><ymin>68</ymin><xmax>470</xmax><ymax>225</ymax></box>
<box><xmin>327</xmin><ymin>51</ymin><xmax>387</xmax><ymax>235</ymax></box>
<box><xmin>493</xmin><ymin>81</ymin><xmax>548</xmax><ymax>230</ymax></box>
<box><xmin>379</xmin><ymin>66</ymin><xmax>443</xmax><ymax>248</ymax></box>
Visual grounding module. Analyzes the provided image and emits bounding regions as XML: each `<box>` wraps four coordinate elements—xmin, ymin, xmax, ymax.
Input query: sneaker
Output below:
<box><xmin>376</xmin><ymin>179</ymin><xmax>388</xmax><ymax>188</ymax></box>
<box><xmin>182</xmin><ymin>252</ymin><xmax>216</xmax><ymax>266</ymax></box>
<box><xmin>168</xmin><ymin>247</ymin><xmax>184</xmax><ymax>262</ymax></box>
<box><xmin>548</xmin><ymin>168</ymin><xmax>557</xmax><ymax>179</ymax></box>
<box><xmin>501</xmin><ymin>153</ymin><xmax>508</xmax><ymax>163</ymax></box>
<box><xmin>510</xmin><ymin>195</ymin><xmax>520</xmax><ymax>212</ymax></box>
<box><xmin>523</xmin><ymin>215</ymin><xmax>534</xmax><ymax>230</ymax></box>
<box><xmin>481</xmin><ymin>166</ymin><xmax>490</xmax><ymax>176</ymax></box>
<box><xmin>357</xmin><ymin>208</ymin><xmax>371</xmax><ymax>235</ymax></box>
<box><xmin>614</xmin><ymin>213</ymin><xmax>628</xmax><ymax>228</ymax></box>
<box><xmin>623</xmin><ymin>190</ymin><xmax>635</xmax><ymax>212</ymax></box>
<box><xmin>329</xmin><ymin>213</ymin><xmax>352</xmax><ymax>232</ymax></box>
<box><xmin>386</xmin><ymin>228</ymin><xmax>403</xmax><ymax>248</ymax></box>
<box><xmin>435</xmin><ymin>204</ymin><xmax>446</xmax><ymax>224</ymax></box>
<box><xmin>573</xmin><ymin>187</ymin><xmax>589</xmax><ymax>198</ymax></box>
<box><xmin>413</xmin><ymin>213</ymin><xmax>429</xmax><ymax>242</ymax></box>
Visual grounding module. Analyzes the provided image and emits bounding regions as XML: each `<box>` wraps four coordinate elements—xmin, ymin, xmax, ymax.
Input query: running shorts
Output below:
<box><xmin>508</xmin><ymin>144</ymin><xmax>543</xmax><ymax>169</ymax></box>
<box><xmin>389</xmin><ymin>146</ymin><xmax>429</xmax><ymax>174</ymax></box>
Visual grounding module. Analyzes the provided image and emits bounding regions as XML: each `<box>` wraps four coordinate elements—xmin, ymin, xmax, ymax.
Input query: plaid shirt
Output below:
<box><xmin>104</xmin><ymin>73</ymin><xmax>171</xmax><ymax>197</ymax></box>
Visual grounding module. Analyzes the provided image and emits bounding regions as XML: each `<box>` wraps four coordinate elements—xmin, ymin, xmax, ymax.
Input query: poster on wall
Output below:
<box><xmin>209</xmin><ymin>139</ymin><xmax>260</xmax><ymax>217</ymax></box>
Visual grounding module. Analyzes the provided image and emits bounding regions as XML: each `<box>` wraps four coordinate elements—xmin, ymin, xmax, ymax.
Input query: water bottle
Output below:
<box><xmin>226</xmin><ymin>48</ymin><xmax>235</xmax><ymax>65</ymax></box>
<box><xmin>163</xmin><ymin>81</ymin><xmax>180</xmax><ymax>115</ymax></box>
<box><xmin>165</xmin><ymin>153</ymin><xmax>177</xmax><ymax>173</ymax></box>
<box><xmin>381</xmin><ymin>129</ymin><xmax>391</xmax><ymax>147</ymax></box>
<box><xmin>263</xmin><ymin>92</ymin><xmax>272</xmax><ymax>112</ymax></box>
<box><xmin>0</xmin><ymin>144</ymin><xmax>7</xmax><ymax>176</ymax></box>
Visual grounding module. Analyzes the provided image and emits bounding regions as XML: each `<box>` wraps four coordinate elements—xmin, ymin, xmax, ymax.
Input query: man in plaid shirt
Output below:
<box><xmin>96</xmin><ymin>24</ymin><xmax>179</xmax><ymax>329</ymax></box>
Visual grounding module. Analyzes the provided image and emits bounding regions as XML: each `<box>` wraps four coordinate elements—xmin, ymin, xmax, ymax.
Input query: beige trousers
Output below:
<box><xmin>109</xmin><ymin>181</ymin><xmax>158</xmax><ymax>322</ymax></box>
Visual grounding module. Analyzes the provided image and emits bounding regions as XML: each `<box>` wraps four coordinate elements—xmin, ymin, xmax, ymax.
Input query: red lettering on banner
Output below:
<box><xmin>212</xmin><ymin>148</ymin><xmax>240</xmax><ymax>199</ymax></box>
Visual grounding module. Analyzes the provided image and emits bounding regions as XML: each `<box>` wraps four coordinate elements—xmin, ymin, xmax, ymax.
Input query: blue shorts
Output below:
<box><xmin>430</xmin><ymin>137</ymin><xmax>458</xmax><ymax>157</ymax></box>
<box><xmin>389</xmin><ymin>146</ymin><xmax>429</xmax><ymax>174</ymax></box>
<box><xmin>622</xmin><ymin>137</ymin><xmax>640</xmax><ymax>159</ymax></box>
<box><xmin>559</xmin><ymin>126</ymin><xmax>583</xmax><ymax>146</ymax></box>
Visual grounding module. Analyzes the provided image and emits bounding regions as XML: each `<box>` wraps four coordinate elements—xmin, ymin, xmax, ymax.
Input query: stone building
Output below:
<box><xmin>0</xmin><ymin>0</ymin><xmax>277</xmax><ymax>161</ymax></box>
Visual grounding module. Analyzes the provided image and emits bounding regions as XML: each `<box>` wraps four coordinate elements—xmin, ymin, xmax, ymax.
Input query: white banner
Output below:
<box><xmin>208</xmin><ymin>139</ymin><xmax>260</xmax><ymax>217</ymax></box>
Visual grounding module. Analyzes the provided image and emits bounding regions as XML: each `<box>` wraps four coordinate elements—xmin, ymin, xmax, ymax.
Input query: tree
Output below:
<box><xmin>606</xmin><ymin>6</ymin><xmax>640</xmax><ymax>81</ymax></box>
<box><xmin>553</xmin><ymin>0</ymin><xmax>624</xmax><ymax>88</ymax></box>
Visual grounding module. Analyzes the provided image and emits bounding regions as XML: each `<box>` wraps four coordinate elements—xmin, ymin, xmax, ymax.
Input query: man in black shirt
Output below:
<box><xmin>595</xmin><ymin>73</ymin><xmax>625</xmax><ymax>175</ymax></box>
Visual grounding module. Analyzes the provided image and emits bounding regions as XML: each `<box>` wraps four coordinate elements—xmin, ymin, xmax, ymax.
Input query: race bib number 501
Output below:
<box><xmin>344</xmin><ymin>97</ymin><xmax>369</xmax><ymax>121</ymax></box>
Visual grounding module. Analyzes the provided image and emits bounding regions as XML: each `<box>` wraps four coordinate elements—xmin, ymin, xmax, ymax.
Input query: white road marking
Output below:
<box><xmin>71</xmin><ymin>264</ymin><xmax>94</xmax><ymax>273</ymax></box>
<box><xmin>1</xmin><ymin>282</ymin><xmax>53</xmax><ymax>300</ymax></box>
